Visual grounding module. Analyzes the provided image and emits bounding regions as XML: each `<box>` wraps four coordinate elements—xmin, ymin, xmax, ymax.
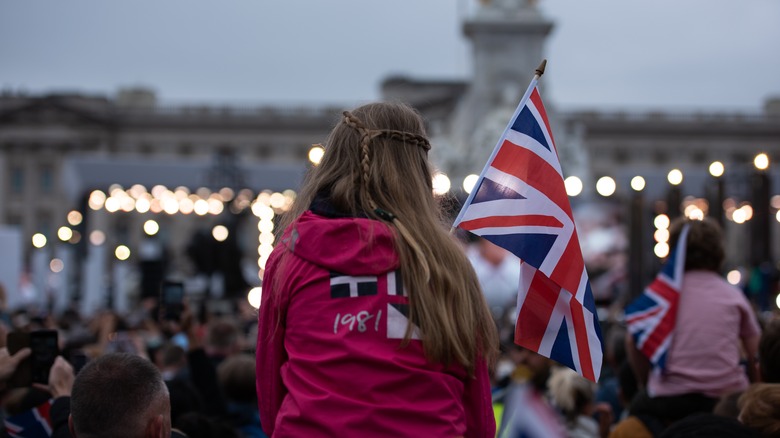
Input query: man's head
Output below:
<box><xmin>69</xmin><ymin>353</ymin><xmax>171</xmax><ymax>438</ymax></box>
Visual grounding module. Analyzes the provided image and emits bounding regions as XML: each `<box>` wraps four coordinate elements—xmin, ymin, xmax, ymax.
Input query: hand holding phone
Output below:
<box><xmin>6</xmin><ymin>330</ymin><xmax>59</xmax><ymax>388</ymax></box>
<box><xmin>0</xmin><ymin>347</ymin><xmax>31</xmax><ymax>383</ymax></box>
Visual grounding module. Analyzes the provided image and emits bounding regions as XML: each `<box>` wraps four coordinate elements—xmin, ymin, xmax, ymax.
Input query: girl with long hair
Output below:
<box><xmin>256</xmin><ymin>102</ymin><xmax>498</xmax><ymax>437</ymax></box>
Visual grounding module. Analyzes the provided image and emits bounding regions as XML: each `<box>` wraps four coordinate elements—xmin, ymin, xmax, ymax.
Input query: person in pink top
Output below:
<box><xmin>626</xmin><ymin>217</ymin><xmax>761</xmax><ymax>426</ymax></box>
<box><xmin>256</xmin><ymin>102</ymin><xmax>499</xmax><ymax>437</ymax></box>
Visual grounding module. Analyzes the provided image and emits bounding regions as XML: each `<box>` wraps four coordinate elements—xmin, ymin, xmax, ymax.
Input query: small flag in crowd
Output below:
<box><xmin>5</xmin><ymin>400</ymin><xmax>52</xmax><ymax>438</ymax></box>
<box><xmin>499</xmin><ymin>385</ymin><xmax>566</xmax><ymax>438</ymax></box>
<box><xmin>625</xmin><ymin>224</ymin><xmax>690</xmax><ymax>370</ymax></box>
<box><xmin>453</xmin><ymin>68</ymin><xmax>604</xmax><ymax>382</ymax></box>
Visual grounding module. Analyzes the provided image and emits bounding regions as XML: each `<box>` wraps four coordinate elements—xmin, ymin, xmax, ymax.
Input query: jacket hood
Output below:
<box><xmin>281</xmin><ymin>211</ymin><xmax>399</xmax><ymax>276</ymax></box>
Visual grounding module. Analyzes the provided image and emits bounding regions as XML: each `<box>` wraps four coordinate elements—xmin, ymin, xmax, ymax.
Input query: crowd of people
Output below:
<box><xmin>0</xmin><ymin>101</ymin><xmax>778</xmax><ymax>437</ymax></box>
<box><xmin>0</xmin><ymin>298</ymin><xmax>265</xmax><ymax>438</ymax></box>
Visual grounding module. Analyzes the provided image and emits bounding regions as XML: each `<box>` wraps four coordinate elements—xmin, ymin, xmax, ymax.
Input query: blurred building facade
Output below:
<box><xmin>0</xmin><ymin>0</ymin><xmax>779</xmax><ymax>312</ymax></box>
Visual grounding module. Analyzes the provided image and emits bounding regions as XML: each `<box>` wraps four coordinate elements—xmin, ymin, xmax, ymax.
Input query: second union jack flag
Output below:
<box><xmin>625</xmin><ymin>224</ymin><xmax>690</xmax><ymax>371</ymax></box>
<box><xmin>453</xmin><ymin>77</ymin><xmax>603</xmax><ymax>382</ymax></box>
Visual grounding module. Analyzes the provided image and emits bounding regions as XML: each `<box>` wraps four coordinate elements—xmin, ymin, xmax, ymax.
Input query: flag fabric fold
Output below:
<box><xmin>453</xmin><ymin>77</ymin><xmax>604</xmax><ymax>382</ymax></box>
<box><xmin>624</xmin><ymin>224</ymin><xmax>690</xmax><ymax>371</ymax></box>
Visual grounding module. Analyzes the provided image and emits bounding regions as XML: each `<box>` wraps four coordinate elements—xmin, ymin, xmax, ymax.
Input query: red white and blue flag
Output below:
<box><xmin>624</xmin><ymin>224</ymin><xmax>690</xmax><ymax>370</ymax></box>
<box><xmin>453</xmin><ymin>76</ymin><xmax>603</xmax><ymax>382</ymax></box>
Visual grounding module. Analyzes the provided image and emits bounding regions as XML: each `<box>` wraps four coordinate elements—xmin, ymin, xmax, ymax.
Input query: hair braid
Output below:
<box><xmin>341</xmin><ymin>111</ymin><xmax>430</xmax><ymax>280</ymax></box>
<box><xmin>343</xmin><ymin>111</ymin><xmax>379</xmax><ymax>210</ymax></box>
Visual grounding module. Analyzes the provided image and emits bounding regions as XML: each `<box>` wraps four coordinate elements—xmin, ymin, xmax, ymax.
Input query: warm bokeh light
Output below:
<box><xmin>709</xmin><ymin>161</ymin><xmax>724</xmax><ymax>177</ymax></box>
<box><xmin>308</xmin><ymin>145</ymin><xmax>325</xmax><ymax>165</ymax></box>
<box><xmin>208</xmin><ymin>198</ymin><xmax>225</xmax><ymax>215</ymax></box>
<box><xmin>50</xmin><ymin>258</ymin><xmax>64</xmax><ymax>273</ymax></box>
<box><xmin>115</xmin><ymin>245</ymin><xmax>131</xmax><ymax>261</ymax></box>
<box><xmin>212</xmin><ymin>225</ymin><xmax>229</xmax><ymax>242</ymax></box>
<box><xmin>630</xmin><ymin>176</ymin><xmax>645</xmax><ymax>192</ymax></box>
<box><xmin>248</xmin><ymin>287</ymin><xmax>263</xmax><ymax>309</ymax></box>
<box><xmin>654</xmin><ymin>229</ymin><xmax>670</xmax><ymax>243</ymax></box>
<box><xmin>32</xmin><ymin>233</ymin><xmax>47</xmax><ymax>248</ymax></box>
<box><xmin>67</xmin><ymin>210</ymin><xmax>83</xmax><ymax>226</ymax></box>
<box><xmin>252</xmin><ymin>202</ymin><xmax>275</xmax><ymax>221</ymax></box>
<box><xmin>463</xmin><ymin>174</ymin><xmax>480</xmax><ymax>194</ymax></box>
<box><xmin>258</xmin><ymin>220</ymin><xmax>274</xmax><ymax>234</ymax></box>
<box><xmin>193</xmin><ymin>199</ymin><xmax>209</xmax><ymax>215</ymax></box>
<box><xmin>684</xmin><ymin>205</ymin><xmax>704</xmax><ymax>221</ymax></box>
<box><xmin>564</xmin><ymin>176</ymin><xmax>583</xmax><ymax>197</ymax></box>
<box><xmin>57</xmin><ymin>226</ymin><xmax>73</xmax><ymax>242</ymax></box>
<box><xmin>727</xmin><ymin>270</ymin><xmax>741</xmax><ymax>285</ymax></box>
<box><xmin>733</xmin><ymin>208</ymin><xmax>747</xmax><ymax>224</ymax></box>
<box><xmin>595</xmin><ymin>176</ymin><xmax>616</xmax><ymax>197</ymax></box>
<box><xmin>741</xmin><ymin>204</ymin><xmax>753</xmax><ymax>221</ymax></box>
<box><xmin>654</xmin><ymin>214</ymin><xmax>670</xmax><ymax>230</ymax></box>
<box><xmin>88</xmin><ymin>190</ymin><xmax>107</xmax><ymax>210</ymax></box>
<box><xmin>667</xmin><ymin>169</ymin><xmax>683</xmax><ymax>186</ymax></box>
<box><xmin>143</xmin><ymin>220</ymin><xmax>159</xmax><ymax>236</ymax></box>
<box><xmin>776</xmin><ymin>210</ymin><xmax>780</xmax><ymax>223</ymax></box>
<box><xmin>105</xmin><ymin>197</ymin><xmax>121</xmax><ymax>213</ymax></box>
<box><xmin>135</xmin><ymin>197</ymin><xmax>151</xmax><ymax>213</ymax></box>
<box><xmin>179</xmin><ymin>198</ymin><xmax>194</xmax><ymax>214</ymax></box>
<box><xmin>219</xmin><ymin>187</ymin><xmax>235</xmax><ymax>202</ymax></box>
<box><xmin>754</xmin><ymin>153</ymin><xmax>769</xmax><ymax>170</ymax></box>
<box><xmin>89</xmin><ymin>230</ymin><xmax>106</xmax><ymax>246</ymax></box>
<box><xmin>654</xmin><ymin>242</ymin><xmax>669</xmax><ymax>258</ymax></box>
<box><xmin>259</xmin><ymin>233</ymin><xmax>274</xmax><ymax>246</ymax></box>
<box><xmin>432</xmin><ymin>173</ymin><xmax>451</xmax><ymax>195</ymax></box>
<box><xmin>776</xmin><ymin>293</ymin><xmax>780</xmax><ymax>310</ymax></box>
<box><xmin>163</xmin><ymin>198</ymin><xmax>179</xmax><ymax>215</ymax></box>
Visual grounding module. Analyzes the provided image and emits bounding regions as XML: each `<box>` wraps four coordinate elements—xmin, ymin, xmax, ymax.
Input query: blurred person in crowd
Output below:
<box><xmin>737</xmin><ymin>383</ymin><xmax>780</xmax><ymax>437</ymax></box>
<box><xmin>758</xmin><ymin>318</ymin><xmax>780</xmax><ymax>383</ymax></box>
<box><xmin>217</xmin><ymin>354</ymin><xmax>266</xmax><ymax>438</ymax></box>
<box><xmin>548</xmin><ymin>367</ymin><xmax>612</xmax><ymax>438</ymax></box>
<box><xmin>498</xmin><ymin>347</ymin><xmax>565</xmax><ymax>438</ymax></box>
<box><xmin>626</xmin><ymin>218</ymin><xmax>761</xmax><ymax>426</ymax></box>
<box><xmin>257</xmin><ymin>102</ymin><xmax>498</xmax><ymax>437</ymax></box>
<box><xmin>466</xmin><ymin>237</ymin><xmax>520</xmax><ymax>322</ymax></box>
<box><xmin>595</xmin><ymin>324</ymin><xmax>627</xmax><ymax>423</ymax></box>
<box><xmin>658</xmin><ymin>413</ymin><xmax>760</xmax><ymax>438</ymax></box>
<box><xmin>205</xmin><ymin>319</ymin><xmax>242</xmax><ymax>367</ymax></box>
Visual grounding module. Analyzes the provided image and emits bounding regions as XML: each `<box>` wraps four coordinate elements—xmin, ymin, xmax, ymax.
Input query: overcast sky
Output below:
<box><xmin>1</xmin><ymin>0</ymin><xmax>778</xmax><ymax>111</ymax></box>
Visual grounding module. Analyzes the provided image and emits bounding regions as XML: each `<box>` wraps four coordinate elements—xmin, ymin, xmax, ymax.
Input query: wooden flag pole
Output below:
<box><xmin>534</xmin><ymin>59</ymin><xmax>547</xmax><ymax>80</ymax></box>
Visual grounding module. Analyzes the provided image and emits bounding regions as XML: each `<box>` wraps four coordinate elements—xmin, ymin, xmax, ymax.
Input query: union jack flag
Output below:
<box><xmin>624</xmin><ymin>224</ymin><xmax>690</xmax><ymax>370</ymax></box>
<box><xmin>453</xmin><ymin>76</ymin><xmax>603</xmax><ymax>382</ymax></box>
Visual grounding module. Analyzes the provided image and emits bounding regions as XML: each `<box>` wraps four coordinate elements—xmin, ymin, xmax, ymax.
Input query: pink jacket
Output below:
<box><xmin>256</xmin><ymin>211</ymin><xmax>495</xmax><ymax>437</ymax></box>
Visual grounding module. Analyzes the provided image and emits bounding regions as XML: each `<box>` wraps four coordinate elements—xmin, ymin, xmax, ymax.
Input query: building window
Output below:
<box><xmin>40</xmin><ymin>166</ymin><xmax>53</xmax><ymax>194</ymax></box>
<box><xmin>257</xmin><ymin>144</ymin><xmax>271</xmax><ymax>159</ymax></box>
<box><xmin>10</xmin><ymin>167</ymin><xmax>24</xmax><ymax>194</ymax></box>
<box><xmin>38</xmin><ymin>214</ymin><xmax>51</xmax><ymax>239</ymax></box>
<box><xmin>178</xmin><ymin>142</ymin><xmax>194</xmax><ymax>156</ymax></box>
<box><xmin>139</xmin><ymin>143</ymin><xmax>154</xmax><ymax>156</ymax></box>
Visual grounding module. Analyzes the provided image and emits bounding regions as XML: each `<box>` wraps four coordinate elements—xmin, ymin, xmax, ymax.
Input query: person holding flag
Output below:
<box><xmin>624</xmin><ymin>217</ymin><xmax>761</xmax><ymax>428</ymax></box>
<box><xmin>256</xmin><ymin>101</ymin><xmax>499</xmax><ymax>437</ymax></box>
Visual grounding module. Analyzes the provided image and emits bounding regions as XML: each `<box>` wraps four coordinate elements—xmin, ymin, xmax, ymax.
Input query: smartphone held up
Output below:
<box><xmin>6</xmin><ymin>330</ymin><xmax>59</xmax><ymax>388</ymax></box>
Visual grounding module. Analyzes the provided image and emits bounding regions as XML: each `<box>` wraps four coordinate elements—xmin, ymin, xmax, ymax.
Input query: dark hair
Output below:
<box><xmin>659</xmin><ymin>413</ymin><xmax>759</xmax><ymax>438</ymax></box>
<box><xmin>668</xmin><ymin>217</ymin><xmax>724</xmax><ymax>272</ymax></box>
<box><xmin>71</xmin><ymin>353</ymin><xmax>168</xmax><ymax>438</ymax></box>
<box><xmin>759</xmin><ymin>319</ymin><xmax>780</xmax><ymax>383</ymax></box>
<box><xmin>207</xmin><ymin>319</ymin><xmax>240</xmax><ymax>350</ymax></box>
<box><xmin>217</xmin><ymin>354</ymin><xmax>256</xmax><ymax>404</ymax></box>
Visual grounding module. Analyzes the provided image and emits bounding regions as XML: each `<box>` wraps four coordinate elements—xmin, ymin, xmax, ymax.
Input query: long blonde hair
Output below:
<box><xmin>279</xmin><ymin>102</ymin><xmax>497</xmax><ymax>373</ymax></box>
